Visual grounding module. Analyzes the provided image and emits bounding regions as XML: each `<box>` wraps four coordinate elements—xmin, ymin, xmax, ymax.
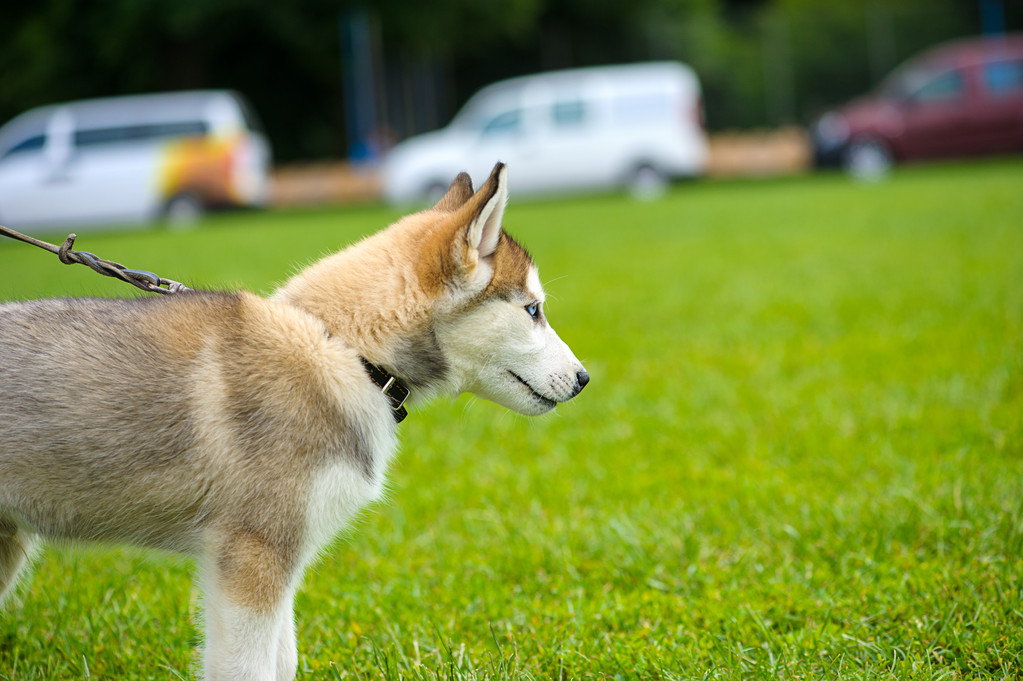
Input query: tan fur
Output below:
<box><xmin>430</xmin><ymin>171</ymin><xmax>475</xmax><ymax>212</ymax></box>
<box><xmin>213</xmin><ymin>526</ymin><xmax>296</xmax><ymax>614</ymax></box>
<box><xmin>0</xmin><ymin>162</ymin><xmax>587</xmax><ymax>680</ymax></box>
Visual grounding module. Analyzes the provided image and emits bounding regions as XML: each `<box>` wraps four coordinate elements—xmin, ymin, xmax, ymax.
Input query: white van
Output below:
<box><xmin>0</xmin><ymin>90</ymin><xmax>271</xmax><ymax>230</ymax></box>
<box><xmin>383</xmin><ymin>62</ymin><xmax>707</xmax><ymax>203</ymax></box>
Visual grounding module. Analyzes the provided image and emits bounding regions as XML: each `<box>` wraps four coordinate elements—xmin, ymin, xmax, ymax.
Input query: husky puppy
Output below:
<box><xmin>0</xmin><ymin>163</ymin><xmax>588</xmax><ymax>680</ymax></box>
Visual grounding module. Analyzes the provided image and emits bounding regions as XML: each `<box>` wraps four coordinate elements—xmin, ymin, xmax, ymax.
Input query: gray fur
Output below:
<box><xmin>392</xmin><ymin>326</ymin><xmax>450</xmax><ymax>390</ymax></box>
<box><xmin>0</xmin><ymin>293</ymin><xmax>384</xmax><ymax>552</ymax></box>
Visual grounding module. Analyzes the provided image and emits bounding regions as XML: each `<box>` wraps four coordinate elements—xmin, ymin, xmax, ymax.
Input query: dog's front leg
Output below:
<box><xmin>201</xmin><ymin>528</ymin><xmax>299</xmax><ymax>681</ymax></box>
<box><xmin>275</xmin><ymin>591</ymin><xmax>298</xmax><ymax>680</ymax></box>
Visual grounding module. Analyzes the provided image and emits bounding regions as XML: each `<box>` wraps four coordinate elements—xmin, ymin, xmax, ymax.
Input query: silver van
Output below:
<box><xmin>0</xmin><ymin>90</ymin><xmax>271</xmax><ymax>229</ymax></box>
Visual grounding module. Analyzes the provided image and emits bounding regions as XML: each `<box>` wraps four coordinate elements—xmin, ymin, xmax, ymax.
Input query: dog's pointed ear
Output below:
<box><xmin>420</xmin><ymin>163</ymin><xmax>508</xmax><ymax>293</ymax></box>
<box><xmin>462</xmin><ymin>162</ymin><xmax>507</xmax><ymax>262</ymax></box>
<box><xmin>433</xmin><ymin>172</ymin><xmax>475</xmax><ymax>211</ymax></box>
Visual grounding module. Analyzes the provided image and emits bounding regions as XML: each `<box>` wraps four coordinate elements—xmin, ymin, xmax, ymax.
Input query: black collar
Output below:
<box><xmin>360</xmin><ymin>358</ymin><xmax>410</xmax><ymax>423</ymax></box>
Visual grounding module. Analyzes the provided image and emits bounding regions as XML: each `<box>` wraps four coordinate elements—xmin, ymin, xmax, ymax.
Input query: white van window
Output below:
<box><xmin>552</xmin><ymin>100</ymin><xmax>586</xmax><ymax>127</ymax></box>
<box><xmin>2</xmin><ymin>135</ymin><xmax>46</xmax><ymax>158</ymax></box>
<box><xmin>481</xmin><ymin>109</ymin><xmax>522</xmax><ymax>136</ymax></box>
<box><xmin>74</xmin><ymin>120</ymin><xmax>208</xmax><ymax>148</ymax></box>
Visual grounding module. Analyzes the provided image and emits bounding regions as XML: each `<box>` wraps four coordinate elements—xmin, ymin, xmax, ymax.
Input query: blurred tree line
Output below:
<box><xmin>1</xmin><ymin>0</ymin><xmax>1019</xmax><ymax>162</ymax></box>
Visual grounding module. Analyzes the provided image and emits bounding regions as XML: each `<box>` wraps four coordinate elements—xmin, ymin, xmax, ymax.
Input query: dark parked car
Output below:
<box><xmin>812</xmin><ymin>34</ymin><xmax>1023</xmax><ymax>177</ymax></box>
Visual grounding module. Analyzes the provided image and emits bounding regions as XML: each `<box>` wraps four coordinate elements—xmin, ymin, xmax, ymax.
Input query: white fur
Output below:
<box><xmin>200</xmin><ymin>573</ymin><xmax>295</xmax><ymax>681</ymax></box>
<box><xmin>469</xmin><ymin>166</ymin><xmax>507</xmax><ymax>259</ymax></box>
<box><xmin>435</xmin><ymin>264</ymin><xmax>584</xmax><ymax>416</ymax></box>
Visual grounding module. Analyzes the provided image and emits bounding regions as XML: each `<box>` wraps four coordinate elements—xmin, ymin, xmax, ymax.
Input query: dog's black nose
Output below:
<box><xmin>576</xmin><ymin>369</ymin><xmax>590</xmax><ymax>392</ymax></box>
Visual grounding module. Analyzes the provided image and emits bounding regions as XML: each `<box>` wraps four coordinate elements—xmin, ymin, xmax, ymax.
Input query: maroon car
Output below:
<box><xmin>812</xmin><ymin>34</ymin><xmax>1023</xmax><ymax>177</ymax></box>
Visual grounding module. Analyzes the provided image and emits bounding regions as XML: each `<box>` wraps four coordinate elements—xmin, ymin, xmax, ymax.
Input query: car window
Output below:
<box><xmin>75</xmin><ymin>121</ymin><xmax>208</xmax><ymax>148</ymax></box>
<box><xmin>983</xmin><ymin>60</ymin><xmax>1023</xmax><ymax>95</ymax></box>
<box><xmin>879</xmin><ymin>72</ymin><xmax>909</xmax><ymax>100</ymax></box>
<box><xmin>1</xmin><ymin>134</ymin><xmax>46</xmax><ymax>159</ymax></box>
<box><xmin>882</xmin><ymin>64</ymin><xmax>933</xmax><ymax>100</ymax></box>
<box><xmin>911</xmin><ymin>70</ymin><xmax>965</xmax><ymax>103</ymax></box>
<box><xmin>552</xmin><ymin>100</ymin><xmax>586</xmax><ymax>127</ymax></box>
<box><xmin>481</xmin><ymin>109</ymin><xmax>522</xmax><ymax>136</ymax></box>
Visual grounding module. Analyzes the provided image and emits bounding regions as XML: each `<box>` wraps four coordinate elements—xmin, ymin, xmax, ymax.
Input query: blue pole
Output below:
<box><xmin>979</xmin><ymin>0</ymin><xmax>1006</xmax><ymax>36</ymax></box>
<box><xmin>339</xmin><ymin>9</ymin><xmax>378</xmax><ymax>162</ymax></box>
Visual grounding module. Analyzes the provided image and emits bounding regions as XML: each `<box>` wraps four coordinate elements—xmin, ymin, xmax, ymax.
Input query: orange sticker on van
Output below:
<box><xmin>159</xmin><ymin>135</ymin><xmax>240</xmax><ymax>206</ymax></box>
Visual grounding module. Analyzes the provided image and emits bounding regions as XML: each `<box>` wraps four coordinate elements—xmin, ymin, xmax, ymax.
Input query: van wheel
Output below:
<box><xmin>163</xmin><ymin>193</ymin><xmax>203</xmax><ymax>228</ymax></box>
<box><xmin>844</xmin><ymin>138</ymin><xmax>893</xmax><ymax>181</ymax></box>
<box><xmin>627</xmin><ymin>165</ymin><xmax>668</xmax><ymax>201</ymax></box>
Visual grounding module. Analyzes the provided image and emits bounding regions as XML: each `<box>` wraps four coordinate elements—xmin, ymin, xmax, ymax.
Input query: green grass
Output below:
<box><xmin>1</xmin><ymin>160</ymin><xmax>1022</xmax><ymax>680</ymax></box>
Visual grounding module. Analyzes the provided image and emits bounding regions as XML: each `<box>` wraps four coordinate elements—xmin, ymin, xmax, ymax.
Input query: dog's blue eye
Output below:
<box><xmin>525</xmin><ymin>302</ymin><xmax>540</xmax><ymax>320</ymax></box>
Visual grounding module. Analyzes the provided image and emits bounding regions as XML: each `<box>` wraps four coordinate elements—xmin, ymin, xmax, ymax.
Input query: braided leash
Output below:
<box><xmin>0</xmin><ymin>224</ymin><xmax>191</xmax><ymax>295</ymax></box>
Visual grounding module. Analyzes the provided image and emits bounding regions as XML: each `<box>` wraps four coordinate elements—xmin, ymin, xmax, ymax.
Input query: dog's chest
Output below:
<box><xmin>302</xmin><ymin>426</ymin><xmax>397</xmax><ymax>554</ymax></box>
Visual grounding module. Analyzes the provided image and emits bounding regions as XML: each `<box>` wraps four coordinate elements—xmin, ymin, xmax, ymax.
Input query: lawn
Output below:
<box><xmin>1</xmin><ymin>160</ymin><xmax>1021</xmax><ymax>680</ymax></box>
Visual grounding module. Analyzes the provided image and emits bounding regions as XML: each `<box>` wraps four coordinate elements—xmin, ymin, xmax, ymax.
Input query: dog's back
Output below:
<box><xmin>0</xmin><ymin>292</ymin><xmax>393</xmax><ymax>554</ymax></box>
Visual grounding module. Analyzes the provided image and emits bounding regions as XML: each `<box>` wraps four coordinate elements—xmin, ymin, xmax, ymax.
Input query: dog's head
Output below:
<box><xmin>421</xmin><ymin>163</ymin><xmax>589</xmax><ymax>415</ymax></box>
<box><xmin>276</xmin><ymin>162</ymin><xmax>588</xmax><ymax>415</ymax></box>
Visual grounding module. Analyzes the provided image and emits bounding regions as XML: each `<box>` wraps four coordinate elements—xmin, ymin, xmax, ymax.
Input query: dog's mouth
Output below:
<box><xmin>507</xmin><ymin>371</ymin><xmax>557</xmax><ymax>409</ymax></box>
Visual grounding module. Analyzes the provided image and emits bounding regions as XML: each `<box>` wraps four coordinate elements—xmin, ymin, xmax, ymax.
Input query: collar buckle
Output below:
<box><xmin>381</xmin><ymin>376</ymin><xmax>410</xmax><ymax>412</ymax></box>
<box><xmin>361</xmin><ymin>359</ymin><xmax>409</xmax><ymax>423</ymax></box>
